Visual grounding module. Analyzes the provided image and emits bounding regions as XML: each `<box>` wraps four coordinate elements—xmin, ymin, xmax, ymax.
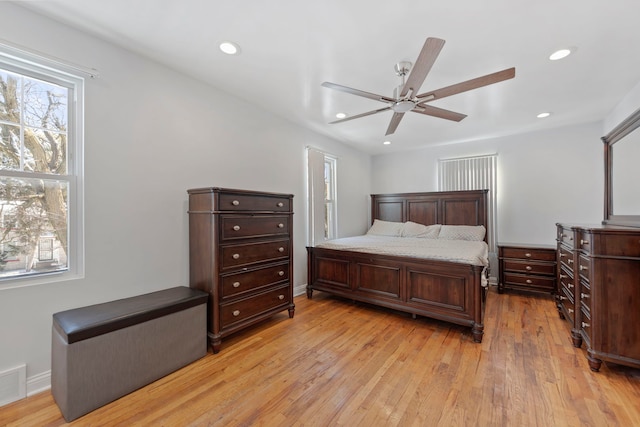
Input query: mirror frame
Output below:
<box><xmin>603</xmin><ymin>107</ymin><xmax>640</xmax><ymax>227</ymax></box>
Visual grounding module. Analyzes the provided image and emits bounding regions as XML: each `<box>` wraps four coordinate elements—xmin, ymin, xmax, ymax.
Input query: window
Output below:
<box><xmin>0</xmin><ymin>46</ymin><xmax>84</xmax><ymax>287</ymax></box>
<box><xmin>438</xmin><ymin>154</ymin><xmax>498</xmax><ymax>253</ymax></box>
<box><xmin>323</xmin><ymin>156</ymin><xmax>337</xmax><ymax>240</ymax></box>
<box><xmin>306</xmin><ymin>147</ymin><xmax>337</xmax><ymax>246</ymax></box>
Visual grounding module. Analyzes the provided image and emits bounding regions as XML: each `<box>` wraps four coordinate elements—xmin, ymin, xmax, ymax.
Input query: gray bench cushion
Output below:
<box><xmin>53</xmin><ymin>287</ymin><xmax>208</xmax><ymax>344</ymax></box>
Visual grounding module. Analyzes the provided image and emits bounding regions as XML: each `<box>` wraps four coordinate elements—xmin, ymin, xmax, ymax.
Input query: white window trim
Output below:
<box><xmin>0</xmin><ymin>46</ymin><xmax>85</xmax><ymax>290</ymax></box>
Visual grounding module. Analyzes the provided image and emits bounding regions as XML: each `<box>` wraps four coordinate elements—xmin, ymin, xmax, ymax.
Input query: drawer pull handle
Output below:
<box><xmin>559</xmin><ymin>253</ymin><xmax>566</xmax><ymax>258</ymax></box>
<box><xmin>526</xmin><ymin>279</ymin><xmax>532</xmax><ymax>284</ymax></box>
<box><xmin>278</xmin><ymin>271</ymin><xmax>285</xmax><ymax>276</ymax></box>
<box><xmin>525</xmin><ymin>266</ymin><xmax>532</xmax><ymax>271</ymax></box>
<box><xmin>278</xmin><ymin>295</ymin><xmax>285</xmax><ymax>300</ymax></box>
<box><xmin>582</xmin><ymin>321</ymin><xmax>590</xmax><ymax>328</ymax></box>
<box><xmin>233</xmin><ymin>310</ymin><xmax>240</xmax><ymax>317</ymax></box>
<box><xmin>278</xmin><ymin>223</ymin><xmax>284</xmax><ymax>228</ymax></box>
<box><xmin>277</xmin><ymin>202</ymin><xmax>284</xmax><ymax>207</ymax></box>
<box><xmin>233</xmin><ymin>281</ymin><xmax>240</xmax><ymax>288</ymax></box>
<box><xmin>233</xmin><ymin>225</ymin><xmax>241</xmax><ymax>231</ymax></box>
<box><xmin>568</xmin><ymin>308</ymin><xmax>574</xmax><ymax>314</ymax></box>
<box><xmin>278</xmin><ymin>247</ymin><xmax>285</xmax><ymax>253</ymax></box>
<box><xmin>558</xmin><ymin>296</ymin><xmax>566</xmax><ymax>301</ymax></box>
<box><xmin>579</xmin><ymin>265</ymin><xmax>588</xmax><ymax>271</ymax></box>
<box><xmin>567</xmin><ymin>283</ymin><xmax>574</xmax><ymax>289</ymax></box>
<box><xmin>568</xmin><ymin>259</ymin><xmax>574</xmax><ymax>264</ymax></box>
<box><xmin>232</xmin><ymin>253</ymin><xmax>240</xmax><ymax>260</ymax></box>
<box><xmin>232</xmin><ymin>200</ymin><xmax>240</xmax><ymax>206</ymax></box>
<box><xmin>560</xmin><ymin>274</ymin><xmax>568</xmax><ymax>279</ymax></box>
<box><xmin>525</xmin><ymin>253</ymin><xmax>531</xmax><ymax>258</ymax></box>
<box><xmin>580</xmin><ymin>239</ymin><xmax>589</xmax><ymax>245</ymax></box>
<box><xmin>581</xmin><ymin>293</ymin><xmax>589</xmax><ymax>299</ymax></box>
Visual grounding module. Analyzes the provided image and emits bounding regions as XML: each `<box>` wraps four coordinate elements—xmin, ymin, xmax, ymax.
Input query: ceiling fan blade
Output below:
<box><xmin>328</xmin><ymin>106</ymin><xmax>392</xmax><ymax>124</ymax></box>
<box><xmin>385</xmin><ymin>112</ymin><xmax>405</xmax><ymax>135</ymax></box>
<box><xmin>412</xmin><ymin>104</ymin><xmax>467</xmax><ymax>122</ymax></box>
<box><xmin>416</xmin><ymin>67</ymin><xmax>515</xmax><ymax>103</ymax></box>
<box><xmin>400</xmin><ymin>37</ymin><xmax>446</xmax><ymax>99</ymax></box>
<box><xmin>321</xmin><ymin>82</ymin><xmax>396</xmax><ymax>103</ymax></box>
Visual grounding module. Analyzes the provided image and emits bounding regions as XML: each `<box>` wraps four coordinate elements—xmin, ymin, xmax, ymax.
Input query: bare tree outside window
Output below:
<box><xmin>0</xmin><ymin>67</ymin><xmax>70</xmax><ymax>278</ymax></box>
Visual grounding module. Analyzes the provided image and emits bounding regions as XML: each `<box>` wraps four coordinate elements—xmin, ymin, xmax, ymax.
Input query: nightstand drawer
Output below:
<box><xmin>503</xmin><ymin>272</ymin><xmax>555</xmax><ymax>291</ymax></box>
<box><xmin>502</xmin><ymin>260</ymin><xmax>556</xmax><ymax>276</ymax></box>
<box><xmin>500</xmin><ymin>247</ymin><xmax>556</xmax><ymax>262</ymax></box>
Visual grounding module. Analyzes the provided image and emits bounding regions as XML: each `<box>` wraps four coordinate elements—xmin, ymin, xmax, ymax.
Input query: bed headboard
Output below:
<box><xmin>371</xmin><ymin>190</ymin><xmax>489</xmax><ymax>240</ymax></box>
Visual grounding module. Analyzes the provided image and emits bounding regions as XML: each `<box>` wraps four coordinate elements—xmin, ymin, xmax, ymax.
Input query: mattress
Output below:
<box><xmin>315</xmin><ymin>235</ymin><xmax>489</xmax><ymax>268</ymax></box>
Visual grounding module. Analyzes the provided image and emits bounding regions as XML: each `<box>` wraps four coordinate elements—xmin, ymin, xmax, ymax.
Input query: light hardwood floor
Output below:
<box><xmin>1</xmin><ymin>288</ymin><xmax>639</xmax><ymax>426</ymax></box>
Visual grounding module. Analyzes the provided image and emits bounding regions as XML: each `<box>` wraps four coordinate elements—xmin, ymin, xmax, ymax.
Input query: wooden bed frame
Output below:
<box><xmin>306</xmin><ymin>190</ymin><xmax>489</xmax><ymax>342</ymax></box>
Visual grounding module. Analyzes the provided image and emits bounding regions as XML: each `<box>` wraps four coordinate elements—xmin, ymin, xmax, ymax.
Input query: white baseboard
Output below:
<box><xmin>293</xmin><ymin>283</ymin><xmax>306</xmax><ymax>297</ymax></box>
<box><xmin>27</xmin><ymin>370</ymin><xmax>51</xmax><ymax>397</ymax></box>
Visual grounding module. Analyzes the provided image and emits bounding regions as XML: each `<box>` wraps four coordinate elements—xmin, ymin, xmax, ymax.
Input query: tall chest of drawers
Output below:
<box><xmin>556</xmin><ymin>223</ymin><xmax>640</xmax><ymax>371</ymax></box>
<box><xmin>188</xmin><ymin>187</ymin><xmax>295</xmax><ymax>353</ymax></box>
<box><xmin>498</xmin><ymin>243</ymin><xmax>557</xmax><ymax>294</ymax></box>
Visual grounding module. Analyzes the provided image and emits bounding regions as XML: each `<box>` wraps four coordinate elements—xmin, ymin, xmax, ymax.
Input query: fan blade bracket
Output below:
<box><xmin>416</xmin><ymin>94</ymin><xmax>435</xmax><ymax>104</ymax></box>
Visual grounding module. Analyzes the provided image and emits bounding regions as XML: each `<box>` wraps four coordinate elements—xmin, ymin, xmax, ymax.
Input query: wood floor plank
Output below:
<box><xmin>1</xmin><ymin>288</ymin><xmax>639</xmax><ymax>426</ymax></box>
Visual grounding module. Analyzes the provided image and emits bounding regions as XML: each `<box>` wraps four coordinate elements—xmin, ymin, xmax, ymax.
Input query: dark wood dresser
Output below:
<box><xmin>498</xmin><ymin>243</ymin><xmax>557</xmax><ymax>294</ymax></box>
<box><xmin>556</xmin><ymin>223</ymin><xmax>640</xmax><ymax>371</ymax></box>
<box><xmin>188</xmin><ymin>187</ymin><xmax>295</xmax><ymax>353</ymax></box>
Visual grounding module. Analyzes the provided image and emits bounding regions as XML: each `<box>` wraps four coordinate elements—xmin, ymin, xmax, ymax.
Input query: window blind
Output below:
<box><xmin>438</xmin><ymin>154</ymin><xmax>498</xmax><ymax>253</ymax></box>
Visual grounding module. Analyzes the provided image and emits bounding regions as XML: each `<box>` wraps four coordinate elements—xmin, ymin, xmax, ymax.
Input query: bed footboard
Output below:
<box><xmin>307</xmin><ymin>247</ymin><xmax>485</xmax><ymax>342</ymax></box>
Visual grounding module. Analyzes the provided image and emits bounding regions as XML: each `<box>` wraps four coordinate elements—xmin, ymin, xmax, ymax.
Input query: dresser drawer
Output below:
<box><xmin>219</xmin><ymin>192</ymin><xmax>291</xmax><ymax>212</ymax></box>
<box><xmin>557</xmin><ymin>226</ymin><xmax>575</xmax><ymax>249</ymax></box>
<box><xmin>220</xmin><ymin>262</ymin><xmax>289</xmax><ymax>299</ymax></box>
<box><xmin>558</xmin><ymin>267</ymin><xmax>574</xmax><ymax>293</ymax></box>
<box><xmin>503</xmin><ymin>260</ymin><xmax>556</xmax><ymax>276</ymax></box>
<box><xmin>558</xmin><ymin>287</ymin><xmax>575</xmax><ymax>323</ymax></box>
<box><xmin>220</xmin><ymin>215</ymin><xmax>290</xmax><ymax>240</ymax></box>
<box><xmin>578</xmin><ymin>255</ymin><xmax>590</xmax><ymax>281</ymax></box>
<box><xmin>503</xmin><ymin>272</ymin><xmax>555</xmax><ymax>291</ymax></box>
<box><xmin>500</xmin><ymin>247</ymin><xmax>556</xmax><ymax>262</ymax></box>
<box><xmin>220</xmin><ymin>285</ymin><xmax>290</xmax><ymax>328</ymax></box>
<box><xmin>558</xmin><ymin>245</ymin><xmax>574</xmax><ymax>271</ymax></box>
<box><xmin>221</xmin><ymin>239</ymin><xmax>289</xmax><ymax>270</ymax></box>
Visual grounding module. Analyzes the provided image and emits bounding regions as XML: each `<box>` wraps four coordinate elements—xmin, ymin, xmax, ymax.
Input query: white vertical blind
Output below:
<box><xmin>438</xmin><ymin>154</ymin><xmax>498</xmax><ymax>252</ymax></box>
<box><xmin>306</xmin><ymin>147</ymin><xmax>327</xmax><ymax>246</ymax></box>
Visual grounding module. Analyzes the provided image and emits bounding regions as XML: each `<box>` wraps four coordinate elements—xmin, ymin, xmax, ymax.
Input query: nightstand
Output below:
<box><xmin>498</xmin><ymin>243</ymin><xmax>557</xmax><ymax>294</ymax></box>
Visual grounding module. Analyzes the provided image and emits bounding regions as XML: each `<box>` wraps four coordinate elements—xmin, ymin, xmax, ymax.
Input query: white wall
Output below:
<box><xmin>371</xmin><ymin>121</ymin><xmax>604</xmax><ymax>246</ymax></box>
<box><xmin>0</xmin><ymin>2</ymin><xmax>371</xmax><ymax>394</ymax></box>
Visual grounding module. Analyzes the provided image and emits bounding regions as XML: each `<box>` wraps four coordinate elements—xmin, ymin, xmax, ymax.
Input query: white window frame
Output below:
<box><xmin>306</xmin><ymin>147</ymin><xmax>338</xmax><ymax>246</ymax></box>
<box><xmin>0</xmin><ymin>46</ymin><xmax>85</xmax><ymax>290</ymax></box>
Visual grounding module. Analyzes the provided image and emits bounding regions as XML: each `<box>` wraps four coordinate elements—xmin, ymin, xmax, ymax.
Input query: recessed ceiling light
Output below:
<box><xmin>383</xmin><ymin>140</ymin><xmax>391</xmax><ymax>145</ymax></box>
<box><xmin>219</xmin><ymin>41</ymin><xmax>240</xmax><ymax>55</ymax></box>
<box><xmin>549</xmin><ymin>48</ymin><xmax>572</xmax><ymax>61</ymax></box>
<box><xmin>336</xmin><ymin>112</ymin><xmax>346</xmax><ymax>119</ymax></box>
<box><xmin>537</xmin><ymin>112</ymin><xmax>551</xmax><ymax>118</ymax></box>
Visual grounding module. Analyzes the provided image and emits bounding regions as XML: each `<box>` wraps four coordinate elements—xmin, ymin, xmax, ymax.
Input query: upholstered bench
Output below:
<box><xmin>51</xmin><ymin>286</ymin><xmax>208</xmax><ymax>422</ymax></box>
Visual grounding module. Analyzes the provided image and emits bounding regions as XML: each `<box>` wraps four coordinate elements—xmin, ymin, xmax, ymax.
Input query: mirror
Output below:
<box><xmin>603</xmin><ymin>108</ymin><xmax>640</xmax><ymax>226</ymax></box>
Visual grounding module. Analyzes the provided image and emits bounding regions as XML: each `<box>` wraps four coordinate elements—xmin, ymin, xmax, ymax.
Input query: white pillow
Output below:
<box><xmin>366</xmin><ymin>219</ymin><xmax>404</xmax><ymax>236</ymax></box>
<box><xmin>438</xmin><ymin>225</ymin><xmax>486</xmax><ymax>241</ymax></box>
<box><xmin>401</xmin><ymin>222</ymin><xmax>441</xmax><ymax>238</ymax></box>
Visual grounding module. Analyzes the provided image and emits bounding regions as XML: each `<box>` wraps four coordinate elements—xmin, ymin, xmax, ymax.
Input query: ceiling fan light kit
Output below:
<box><xmin>322</xmin><ymin>37</ymin><xmax>516</xmax><ymax>136</ymax></box>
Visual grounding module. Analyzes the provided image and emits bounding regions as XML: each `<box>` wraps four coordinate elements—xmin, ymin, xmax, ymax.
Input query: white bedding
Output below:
<box><xmin>315</xmin><ymin>235</ymin><xmax>489</xmax><ymax>285</ymax></box>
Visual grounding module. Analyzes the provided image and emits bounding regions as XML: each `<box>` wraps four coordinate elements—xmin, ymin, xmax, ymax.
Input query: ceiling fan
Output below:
<box><xmin>321</xmin><ymin>37</ymin><xmax>516</xmax><ymax>136</ymax></box>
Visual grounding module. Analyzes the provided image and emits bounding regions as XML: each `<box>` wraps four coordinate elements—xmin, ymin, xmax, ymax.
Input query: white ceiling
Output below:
<box><xmin>18</xmin><ymin>0</ymin><xmax>640</xmax><ymax>155</ymax></box>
